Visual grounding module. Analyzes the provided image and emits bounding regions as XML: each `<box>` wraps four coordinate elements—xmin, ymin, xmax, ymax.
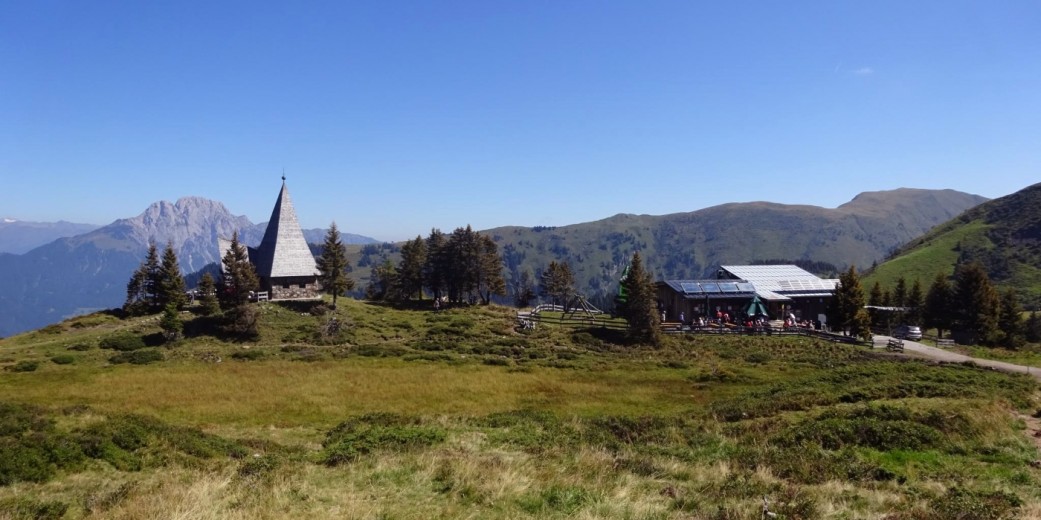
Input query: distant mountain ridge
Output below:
<box><xmin>0</xmin><ymin>196</ymin><xmax>377</xmax><ymax>338</ymax></box>
<box><xmin>0</xmin><ymin>218</ymin><xmax>100</xmax><ymax>254</ymax></box>
<box><xmin>864</xmin><ymin>182</ymin><xmax>1041</xmax><ymax>307</ymax></box>
<box><xmin>467</xmin><ymin>188</ymin><xmax>987</xmax><ymax>303</ymax></box>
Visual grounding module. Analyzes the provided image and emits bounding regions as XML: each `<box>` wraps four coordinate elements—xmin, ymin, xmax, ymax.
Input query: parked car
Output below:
<box><xmin>893</xmin><ymin>324</ymin><xmax>922</xmax><ymax>341</ymax></box>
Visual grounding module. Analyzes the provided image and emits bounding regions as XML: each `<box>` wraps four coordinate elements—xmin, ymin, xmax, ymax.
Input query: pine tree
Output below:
<box><xmin>124</xmin><ymin>242</ymin><xmax>161</xmax><ymax>316</ymax></box>
<box><xmin>198</xmin><ymin>272</ymin><xmax>221</xmax><ymax>316</ymax></box>
<box><xmin>157</xmin><ymin>242</ymin><xmax>187</xmax><ymax>310</ymax></box>
<box><xmin>366</xmin><ymin>259</ymin><xmax>398</xmax><ymax>301</ymax></box>
<box><xmin>906</xmin><ymin>279</ymin><xmax>925</xmax><ymax>326</ymax></box>
<box><xmin>924</xmin><ymin>272</ymin><xmax>954</xmax><ymax>339</ymax></box>
<box><xmin>423</xmin><ymin>229</ymin><xmax>448</xmax><ymax>302</ymax></box>
<box><xmin>997</xmin><ymin>289</ymin><xmax>1024</xmax><ymax>349</ymax></box>
<box><xmin>317</xmin><ymin>222</ymin><xmax>354</xmax><ymax>308</ymax></box>
<box><xmin>396</xmin><ymin>236</ymin><xmax>427</xmax><ymax>301</ymax></box>
<box><xmin>619</xmin><ymin>252</ymin><xmax>661</xmax><ymax>345</ymax></box>
<box><xmin>219</xmin><ymin>231</ymin><xmax>259</xmax><ymax>310</ymax></box>
<box><xmin>512</xmin><ymin>270</ymin><xmax>537</xmax><ymax>308</ymax></box>
<box><xmin>1025</xmin><ymin>311</ymin><xmax>1041</xmax><ymax>344</ymax></box>
<box><xmin>540</xmin><ymin>261</ymin><xmax>576</xmax><ymax>309</ymax></box>
<box><xmin>476</xmin><ymin>234</ymin><xmax>506</xmax><ymax>304</ymax></box>
<box><xmin>868</xmin><ymin>282</ymin><xmax>884</xmax><ymax>328</ymax></box>
<box><xmin>159</xmin><ymin>303</ymin><xmax>183</xmax><ymax>342</ymax></box>
<box><xmin>952</xmin><ymin>261</ymin><xmax>1000</xmax><ymax>345</ymax></box>
<box><xmin>891</xmin><ymin>276</ymin><xmax>908</xmax><ymax>325</ymax></box>
<box><xmin>829</xmin><ymin>266</ymin><xmax>870</xmax><ymax>340</ymax></box>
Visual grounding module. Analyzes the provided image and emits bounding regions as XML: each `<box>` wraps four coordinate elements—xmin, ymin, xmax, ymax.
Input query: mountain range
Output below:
<box><xmin>0</xmin><ymin>197</ymin><xmax>376</xmax><ymax>338</ymax></box>
<box><xmin>0</xmin><ymin>219</ymin><xmax>100</xmax><ymax>254</ymax></box>
<box><xmin>346</xmin><ymin>188</ymin><xmax>988</xmax><ymax>307</ymax></box>
<box><xmin>0</xmin><ymin>188</ymin><xmax>992</xmax><ymax>338</ymax></box>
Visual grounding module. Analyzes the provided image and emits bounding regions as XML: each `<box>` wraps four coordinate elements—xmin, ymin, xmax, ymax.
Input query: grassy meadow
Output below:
<box><xmin>1</xmin><ymin>298</ymin><xmax>1040</xmax><ymax>519</ymax></box>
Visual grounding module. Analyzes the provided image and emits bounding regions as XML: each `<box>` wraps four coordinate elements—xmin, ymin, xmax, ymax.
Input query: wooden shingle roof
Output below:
<box><xmin>251</xmin><ymin>181</ymin><xmax>318</xmax><ymax>278</ymax></box>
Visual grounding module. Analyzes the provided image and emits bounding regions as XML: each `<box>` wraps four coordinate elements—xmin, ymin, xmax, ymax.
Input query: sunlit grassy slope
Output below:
<box><xmin>1</xmin><ymin>298</ymin><xmax>1040</xmax><ymax>519</ymax></box>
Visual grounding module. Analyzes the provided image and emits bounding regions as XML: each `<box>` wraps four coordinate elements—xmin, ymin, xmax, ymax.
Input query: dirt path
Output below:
<box><xmin>872</xmin><ymin>335</ymin><xmax>1041</xmax><ymax>382</ymax></box>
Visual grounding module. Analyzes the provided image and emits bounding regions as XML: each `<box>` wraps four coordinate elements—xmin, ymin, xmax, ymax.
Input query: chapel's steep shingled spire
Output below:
<box><xmin>251</xmin><ymin>179</ymin><xmax>319</xmax><ymax>279</ymax></box>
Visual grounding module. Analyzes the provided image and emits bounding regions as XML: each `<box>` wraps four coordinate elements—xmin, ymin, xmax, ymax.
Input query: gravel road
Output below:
<box><xmin>873</xmin><ymin>335</ymin><xmax>1041</xmax><ymax>382</ymax></box>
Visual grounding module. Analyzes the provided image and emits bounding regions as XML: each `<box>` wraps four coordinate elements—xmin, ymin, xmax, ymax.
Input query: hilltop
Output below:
<box><xmin>0</xmin><ymin>299</ymin><xmax>1038</xmax><ymax>518</ymax></box>
<box><xmin>865</xmin><ymin>182</ymin><xmax>1041</xmax><ymax>306</ymax></box>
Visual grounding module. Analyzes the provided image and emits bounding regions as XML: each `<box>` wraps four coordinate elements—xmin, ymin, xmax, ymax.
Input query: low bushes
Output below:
<box><xmin>99</xmin><ymin>333</ymin><xmax>146</xmax><ymax>352</ymax></box>
<box><xmin>109</xmin><ymin>350</ymin><xmax>163</xmax><ymax>365</ymax></box>
<box><xmin>319</xmin><ymin>413</ymin><xmax>446</xmax><ymax>466</ymax></box>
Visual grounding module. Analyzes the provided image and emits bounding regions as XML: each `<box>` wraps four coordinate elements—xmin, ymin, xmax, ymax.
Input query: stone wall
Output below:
<box><xmin>265</xmin><ymin>276</ymin><xmax>320</xmax><ymax>300</ymax></box>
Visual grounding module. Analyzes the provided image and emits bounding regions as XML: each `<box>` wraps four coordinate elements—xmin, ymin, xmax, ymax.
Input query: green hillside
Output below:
<box><xmin>865</xmin><ymin>183</ymin><xmax>1041</xmax><ymax>307</ymax></box>
<box><xmin>348</xmin><ymin>189</ymin><xmax>985</xmax><ymax>307</ymax></box>
<box><xmin>1</xmin><ymin>299</ymin><xmax>1039</xmax><ymax>518</ymax></box>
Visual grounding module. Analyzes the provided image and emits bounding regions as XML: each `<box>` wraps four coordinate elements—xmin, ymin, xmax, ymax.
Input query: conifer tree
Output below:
<box><xmin>512</xmin><ymin>270</ymin><xmax>537</xmax><ymax>308</ymax></box>
<box><xmin>423</xmin><ymin>229</ymin><xmax>448</xmax><ymax>302</ymax></box>
<box><xmin>540</xmin><ymin>261</ymin><xmax>576</xmax><ymax>309</ymax></box>
<box><xmin>868</xmin><ymin>282</ymin><xmax>884</xmax><ymax>328</ymax></box>
<box><xmin>476</xmin><ymin>234</ymin><xmax>506</xmax><ymax>304</ymax></box>
<box><xmin>906</xmin><ymin>279</ymin><xmax>925</xmax><ymax>326</ymax></box>
<box><xmin>618</xmin><ymin>252</ymin><xmax>661</xmax><ymax>345</ymax></box>
<box><xmin>219</xmin><ymin>231</ymin><xmax>259</xmax><ymax>309</ymax></box>
<box><xmin>1025</xmin><ymin>311</ymin><xmax>1041</xmax><ymax>344</ymax></box>
<box><xmin>198</xmin><ymin>272</ymin><xmax>221</xmax><ymax>316</ymax></box>
<box><xmin>317</xmin><ymin>222</ymin><xmax>354</xmax><ymax>308</ymax></box>
<box><xmin>998</xmin><ymin>289</ymin><xmax>1024</xmax><ymax>349</ymax></box>
<box><xmin>924</xmin><ymin>272</ymin><xmax>954</xmax><ymax>339</ymax></box>
<box><xmin>157</xmin><ymin>242</ymin><xmax>187</xmax><ymax>310</ymax></box>
<box><xmin>829</xmin><ymin>265</ymin><xmax>871</xmax><ymax>340</ymax></box>
<box><xmin>124</xmin><ymin>242</ymin><xmax>161</xmax><ymax>316</ymax></box>
<box><xmin>892</xmin><ymin>276</ymin><xmax>908</xmax><ymax>325</ymax></box>
<box><xmin>159</xmin><ymin>303</ymin><xmax>183</xmax><ymax>342</ymax></box>
<box><xmin>366</xmin><ymin>259</ymin><xmax>398</xmax><ymax>301</ymax></box>
<box><xmin>952</xmin><ymin>261</ymin><xmax>1000</xmax><ymax>345</ymax></box>
<box><xmin>396</xmin><ymin>236</ymin><xmax>427</xmax><ymax>301</ymax></box>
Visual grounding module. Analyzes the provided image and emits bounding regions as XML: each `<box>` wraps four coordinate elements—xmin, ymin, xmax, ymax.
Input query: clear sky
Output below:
<box><xmin>2</xmin><ymin>1</ymin><xmax>1039</xmax><ymax>241</ymax></box>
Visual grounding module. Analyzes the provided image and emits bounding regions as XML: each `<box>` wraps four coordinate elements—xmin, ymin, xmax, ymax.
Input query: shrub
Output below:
<box><xmin>99</xmin><ymin>333</ymin><xmax>146</xmax><ymax>352</ymax></box>
<box><xmin>0</xmin><ymin>497</ymin><xmax>68</xmax><ymax>520</ymax></box>
<box><xmin>223</xmin><ymin>305</ymin><xmax>260</xmax><ymax>340</ymax></box>
<box><xmin>50</xmin><ymin>355</ymin><xmax>75</xmax><ymax>365</ymax></box>
<box><xmin>67</xmin><ymin>343</ymin><xmax>94</xmax><ymax>351</ymax></box>
<box><xmin>320</xmin><ymin>413</ymin><xmax>446</xmax><ymax>466</ymax></box>
<box><xmin>109</xmin><ymin>350</ymin><xmax>164</xmax><ymax>365</ymax></box>
<box><xmin>8</xmin><ymin>361</ymin><xmax>39</xmax><ymax>373</ymax></box>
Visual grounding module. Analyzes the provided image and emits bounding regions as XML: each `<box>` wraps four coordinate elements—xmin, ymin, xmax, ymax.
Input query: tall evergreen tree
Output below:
<box><xmin>906</xmin><ymin>279</ymin><xmax>925</xmax><ymax>326</ymax></box>
<box><xmin>952</xmin><ymin>261</ymin><xmax>1000</xmax><ymax>345</ymax></box>
<box><xmin>219</xmin><ymin>231</ymin><xmax>259</xmax><ymax>309</ymax></box>
<box><xmin>124</xmin><ymin>242</ymin><xmax>161</xmax><ymax>316</ymax></box>
<box><xmin>396</xmin><ymin>236</ymin><xmax>427</xmax><ymax>301</ymax></box>
<box><xmin>891</xmin><ymin>276</ymin><xmax>908</xmax><ymax>325</ymax></box>
<box><xmin>1025</xmin><ymin>311</ymin><xmax>1041</xmax><ymax>344</ymax></box>
<box><xmin>197</xmin><ymin>272</ymin><xmax>221</xmax><ymax>316</ymax></box>
<box><xmin>476</xmin><ymin>234</ymin><xmax>506</xmax><ymax>304</ymax></box>
<box><xmin>829</xmin><ymin>265</ymin><xmax>871</xmax><ymax>340</ymax></box>
<box><xmin>868</xmin><ymin>282</ymin><xmax>884</xmax><ymax>328</ymax></box>
<box><xmin>366</xmin><ymin>259</ymin><xmax>399</xmax><ymax>301</ymax></box>
<box><xmin>159</xmin><ymin>303</ymin><xmax>183</xmax><ymax>342</ymax></box>
<box><xmin>157</xmin><ymin>242</ymin><xmax>187</xmax><ymax>310</ymax></box>
<box><xmin>540</xmin><ymin>261</ymin><xmax>576</xmax><ymax>309</ymax></box>
<box><xmin>512</xmin><ymin>270</ymin><xmax>537</xmax><ymax>308</ymax></box>
<box><xmin>423</xmin><ymin>229</ymin><xmax>448</xmax><ymax>302</ymax></box>
<box><xmin>618</xmin><ymin>252</ymin><xmax>661</xmax><ymax>345</ymax></box>
<box><xmin>317</xmin><ymin>222</ymin><xmax>354</xmax><ymax>308</ymax></box>
<box><xmin>998</xmin><ymin>289</ymin><xmax>1025</xmax><ymax>349</ymax></box>
<box><xmin>924</xmin><ymin>272</ymin><xmax>954</xmax><ymax>339</ymax></box>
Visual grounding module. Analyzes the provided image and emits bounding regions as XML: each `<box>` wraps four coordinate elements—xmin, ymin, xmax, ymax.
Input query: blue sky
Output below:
<box><xmin>2</xmin><ymin>1</ymin><xmax>1039</xmax><ymax>241</ymax></box>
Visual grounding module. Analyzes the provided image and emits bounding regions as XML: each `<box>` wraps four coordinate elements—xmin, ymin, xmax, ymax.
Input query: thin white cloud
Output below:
<box><xmin>853</xmin><ymin>67</ymin><xmax>874</xmax><ymax>76</ymax></box>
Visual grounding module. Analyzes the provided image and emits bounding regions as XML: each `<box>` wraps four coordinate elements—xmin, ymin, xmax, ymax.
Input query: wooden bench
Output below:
<box><xmin>886</xmin><ymin>338</ymin><xmax>904</xmax><ymax>352</ymax></box>
<box><xmin>937</xmin><ymin>338</ymin><xmax>955</xmax><ymax>348</ymax></box>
